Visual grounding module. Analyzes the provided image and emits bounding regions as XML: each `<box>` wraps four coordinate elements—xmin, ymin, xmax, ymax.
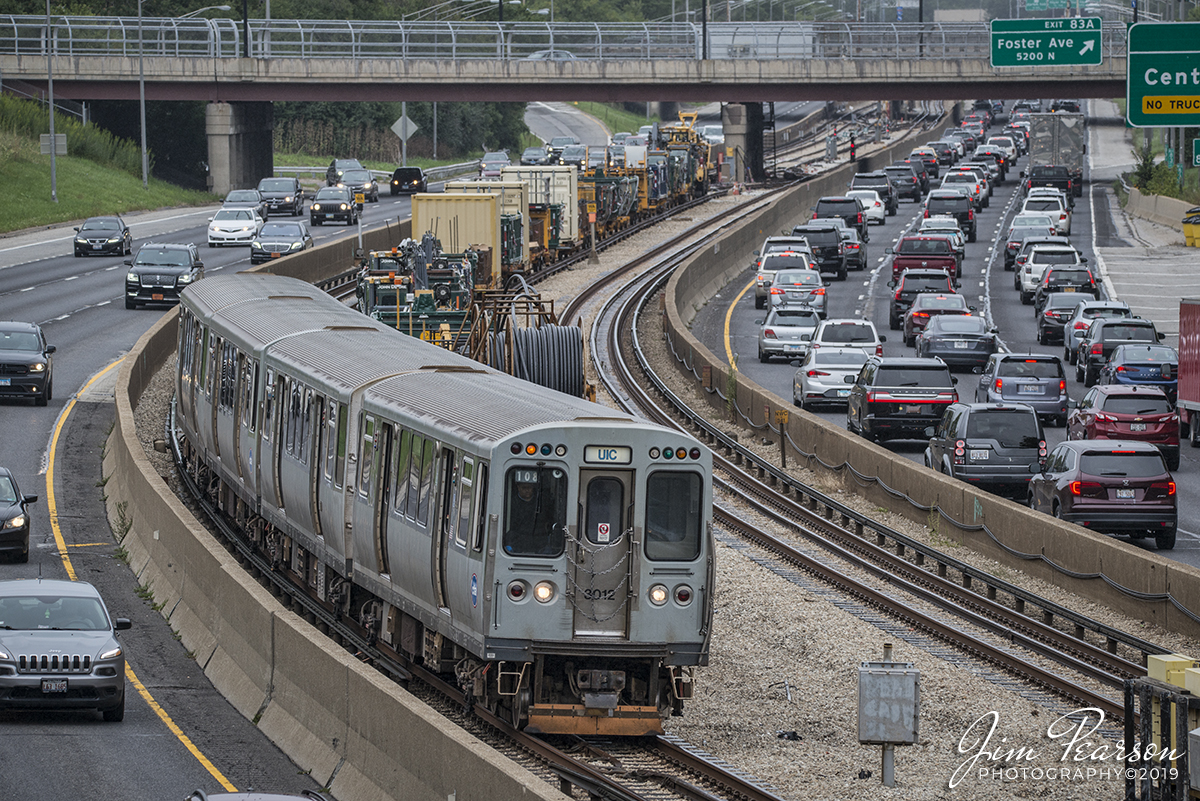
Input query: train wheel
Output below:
<box><xmin>510</xmin><ymin>686</ymin><xmax>531</xmax><ymax>729</ymax></box>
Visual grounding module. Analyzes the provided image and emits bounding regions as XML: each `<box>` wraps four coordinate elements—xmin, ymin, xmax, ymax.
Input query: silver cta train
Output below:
<box><xmin>173</xmin><ymin>273</ymin><xmax>714</xmax><ymax>735</ymax></box>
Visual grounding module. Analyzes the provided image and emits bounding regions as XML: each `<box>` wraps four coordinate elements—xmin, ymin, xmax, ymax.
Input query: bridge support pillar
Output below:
<box><xmin>206</xmin><ymin>101</ymin><xmax>274</xmax><ymax>197</ymax></box>
<box><xmin>722</xmin><ymin>103</ymin><xmax>747</xmax><ymax>184</ymax></box>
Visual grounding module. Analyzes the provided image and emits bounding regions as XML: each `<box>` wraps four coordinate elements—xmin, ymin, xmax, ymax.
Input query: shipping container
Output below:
<box><xmin>1179</xmin><ymin>298</ymin><xmax>1200</xmax><ymax>446</ymax></box>
<box><xmin>413</xmin><ymin>193</ymin><xmax>504</xmax><ymax>287</ymax></box>
<box><xmin>445</xmin><ymin>180</ymin><xmax>530</xmax><ymax>268</ymax></box>
<box><xmin>500</xmin><ymin>165</ymin><xmax>579</xmax><ymax>247</ymax></box>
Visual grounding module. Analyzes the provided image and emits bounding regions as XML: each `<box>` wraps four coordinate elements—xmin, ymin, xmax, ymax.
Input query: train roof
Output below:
<box><xmin>184</xmin><ymin>274</ymin><xmax>644</xmax><ymax>443</ymax></box>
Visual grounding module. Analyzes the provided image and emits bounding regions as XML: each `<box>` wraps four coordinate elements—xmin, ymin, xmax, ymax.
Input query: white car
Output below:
<box><xmin>792</xmin><ymin>347</ymin><xmax>869</xmax><ymax>409</ymax></box>
<box><xmin>1022</xmin><ymin>194</ymin><xmax>1071</xmax><ymax>236</ymax></box>
<box><xmin>987</xmin><ymin>135</ymin><xmax>1018</xmax><ymax>164</ymax></box>
<box><xmin>208</xmin><ymin>208</ymin><xmax>264</xmax><ymax>247</ymax></box>
<box><xmin>1018</xmin><ymin>244</ymin><xmax>1087</xmax><ymax>304</ymax></box>
<box><xmin>810</xmin><ymin>317</ymin><xmax>886</xmax><ymax>359</ymax></box>
<box><xmin>940</xmin><ymin>173</ymin><xmax>986</xmax><ymax>209</ymax></box>
<box><xmin>846</xmin><ymin>189</ymin><xmax>886</xmax><ymax>225</ymax></box>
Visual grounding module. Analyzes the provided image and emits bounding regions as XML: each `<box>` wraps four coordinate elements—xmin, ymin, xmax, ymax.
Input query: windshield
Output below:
<box><xmin>793</xmin><ymin>229</ymin><xmax>838</xmax><ymax>246</ymax></box>
<box><xmin>998</xmin><ymin>358</ymin><xmax>1063</xmax><ymax>378</ymax></box>
<box><xmin>502</xmin><ymin>466</ymin><xmax>567</xmax><ymax>557</ymax></box>
<box><xmin>914</xmin><ymin>295</ymin><xmax>968</xmax><ymax>311</ymax></box>
<box><xmin>0</xmin><ymin>331</ymin><xmax>40</xmax><ymax>352</ymax></box>
<box><xmin>226</xmin><ymin>191</ymin><xmax>258</xmax><ymax>202</ymax></box>
<box><xmin>774</xmin><ymin>270</ymin><xmax>820</xmax><ymax>286</ymax></box>
<box><xmin>1081</xmin><ymin>306</ymin><xmax>1131</xmax><ymax>320</ymax></box>
<box><xmin>341</xmin><ymin>170</ymin><xmax>372</xmax><ymax>182</ymax></box>
<box><xmin>898</xmin><ymin>239</ymin><xmax>951</xmax><ymax>255</ymax></box>
<box><xmin>258</xmin><ymin>179</ymin><xmax>293</xmax><ymax>192</ymax></box>
<box><xmin>259</xmin><ymin>223</ymin><xmax>303</xmax><ymax>237</ymax></box>
<box><xmin>1013</xmin><ymin>215</ymin><xmax>1054</xmax><ymax>227</ymax></box>
<box><xmin>214</xmin><ymin>209</ymin><xmax>254</xmax><ymax>221</ymax></box>
<box><xmin>0</xmin><ymin>476</ymin><xmax>15</xmax><ymax>503</ymax></box>
<box><xmin>1100</xmin><ymin>323</ymin><xmax>1156</xmax><ymax>342</ymax></box>
<box><xmin>645</xmin><ymin>471</ymin><xmax>702</xmax><ymax>561</ymax></box>
<box><xmin>1080</xmin><ymin>452</ymin><xmax>1165</xmax><ymax>478</ymax></box>
<box><xmin>818</xmin><ymin>323</ymin><xmax>875</xmax><ymax>343</ymax></box>
<box><xmin>966</xmin><ymin>411</ymin><xmax>1040</xmax><ymax>448</ymax></box>
<box><xmin>927</xmin><ymin>197</ymin><xmax>967</xmax><ymax>213</ymax></box>
<box><xmin>901</xmin><ymin>276</ymin><xmax>951</xmax><ymax>292</ymax></box>
<box><xmin>335</xmin><ymin>160</ymin><xmax>361</xmax><ymax>170</ymax></box>
<box><xmin>768</xmin><ymin>309</ymin><xmax>820</xmax><ymax>326</ymax></box>
<box><xmin>1025</xmin><ymin>200</ymin><xmax>1064</xmax><ymax>212</ymax></box>
<box><xmin>943</xmin><ymin>174</ymin><xmax>974</xmax><ymax>183</ymax></box>
<box><xmin>813</xmin><ymin>350</ymin><xmax>868</xmax><ymax>367</ymax></box>
<box><xmin>0</xmin><ymin>595</ymin><xmax>109</xmax><ymax>631</ymax></box>
<box><xmin>929</xmin><ymin>317</ymin><xmax>987</xmax><ymax>335</ymax></box>
<box><xmin>1031</xmin><ymin>251</ymin><xmax>1079</xmax><ymax>265</ymax></box>
<box><xmin>1102</xmin><ymin>395</ymin><xmax>1173</xmax><ymax>415</ymax></box>
<box><xmin>874</xmin><ymin>367</ymin><xmax>951</xmax><ymax>387</ymax></box>
<box><xmin>1033</xmin><ymin>166</ymin><xmax>1070</xmax><ymax>178</ymax></box>
<box><xmin>315</xmin><ymin>189</ymin><xmax>347</xmax><ymax>200</ymax></box>
<box><xmin>81</xmin><ymin>219</ymin><xmax>119</xmax><ymax>230</ymax></box>
<box><xmin>1116</xmin><ymin>346</ymin><xmax>1176</xmax><ymax>362</ymax></box>
<box><xmin>1047</xmin><ymin>270</ymin><xmax>1091</xmax><ymax>283</ymax></box>
<box><xmin>135</xmin><ymin>248</ymin><xmax>190</xmax><ymax>267</ymax></box>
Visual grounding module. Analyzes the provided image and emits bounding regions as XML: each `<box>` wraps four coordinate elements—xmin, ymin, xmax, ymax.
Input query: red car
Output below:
<box><xmin>902</xmin><ymin>293</ymin><xmax>974</xmax><ymax>348</ymax></box>
<box><xmin>1067</xmin><ymin>385</ymin><xmax>1180</xmax><ymax>470</ymax></box>
<box><xmin>1028</xmin><ymin>440</ymin><xmax>1177</xmax><ymax>550</ymax></box>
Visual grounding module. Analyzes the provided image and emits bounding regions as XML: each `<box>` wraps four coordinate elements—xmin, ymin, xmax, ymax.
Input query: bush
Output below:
<box><xmin>1145</xmin><ymin>162</ymin><xmax>1180</xmax><ymax>196</ymax></box>
<box><xmin>0</xmin><ymin>94</ymin><xmax>144</xmax><ymax>176</ymax></box>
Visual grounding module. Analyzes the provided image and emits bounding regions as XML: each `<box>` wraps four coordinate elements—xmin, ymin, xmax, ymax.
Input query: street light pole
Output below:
<box><xmin>46</xmin><ymin>0</ymin><xmax>57</xmax><ymax>202</ymax></box>
<box><xmin>138</xmin><ymin>0</ymin><xmax>148</xmax><ymax>189</ymax></box>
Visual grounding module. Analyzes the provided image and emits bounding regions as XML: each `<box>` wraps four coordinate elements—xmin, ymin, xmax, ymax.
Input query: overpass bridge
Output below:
<box><xmin>0</xmin><ymin>17</ymin><xmax>1129</xmax><ymax>193</ymax></box>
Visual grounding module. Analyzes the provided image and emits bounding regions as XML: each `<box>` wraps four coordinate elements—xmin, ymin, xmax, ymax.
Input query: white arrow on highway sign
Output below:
<box><xmin>1080</xmin><ymin>40</ymin><xmax>1094</xmax><ymax>56</ymax></box>
<box><xmin>391</xmin><ymin>115</ymin><xmax>419</xmax><ymax>142</ymax></box>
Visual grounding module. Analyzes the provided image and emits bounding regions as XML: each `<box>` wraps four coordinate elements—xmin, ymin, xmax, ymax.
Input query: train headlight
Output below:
<box><xmin>674</xmin><ymin>585</ymin><xmax>693</xmax><ymax>606</ymax></box>
<box><xmin>648</xmin><ymin>584</ymin><xmax>668</xmax><ymax>606</ymax></box>
<box><xmin>507</xmin><ymin>581</ymin><xmax>528</xmax><ymax>601</ymax></box>
<box><xmin>533</xmin><ymin>582</ymin><xmax>555</xmax><ymax>603</ymax></box>
<box><xmin>649</xmin><ymin>447</ymin><xmax>660</xmax><ymax>459</ymax></box>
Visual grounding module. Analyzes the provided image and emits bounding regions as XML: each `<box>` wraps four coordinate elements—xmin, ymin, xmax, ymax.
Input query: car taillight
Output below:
<box><xmin>846</xmin><ymin>243</ymin><xmax>859</xmax><ymax>251</ymax></box>
<box><xmin>894</xmin><ymin>289</ymin><xmax>902</xmax><ymax>300</ymax></box>
<box><xmin>913</xmin><ymin>311</ymin><xmax>930</xmax><ymax>318</ymax></box>
<box><xmin>763</xmin><ymin>329</ymin><xmax>777</xmax><ymax>339</ymax></box>
<box><xmin>857</xmin><ymin>213</ymin><xmax>864</xmax><ymax>224</ymax></box>
<box><xmin>807</xmin><ymin>369</ymin><xmax>830</xmax><ymax>377</ymax></box>
<box><xmin>866</xmin><ymin>391</ymin><xmax>879</xmax><ymax>402</ymax></box>
<box><xmin>924</xmin><ymin>209</ymin><xmax>930</xmax><ymax>218</ymax></box>
<box><xmin>1090</xmin><ymin>343</ymin><xmax>1103</xmax><ymax>355</ymax></box>
<box><xmin>875</xmin><ymin>343</ymin><xmax>884</xmax><ymax>356</ymax></box>
<box><xmin>1070</xmin><ymin>481</ymin><xmax>1104</xmax><ymax>497</ymax></box>
<box><xmin>1059</xmin><ymin>380</ymin><xmax>1066</xmax><ymax>394</ymax></box>
<box><xmin>770</xmin><ymin>287</ymin><xmax>785</xmax><ymax>295</ymax></box>
<box><xmin>814</xmin><ymin>287</ymin><xmax>826</xmax><ymax>296</ymax></box>
<box><xmin>1074</xmin><ymin>321</ymin><xmax>1089</xmax><ymax>330</ymax></box>
<box><xmin>1116</xmin><ymin>365</ymin><xmax>1126</xmax><ymax>373</ymax></box>
<box><xmin>1147</xmin><ymin>481</ymin><xmax>1177</xmax><ymax>499</ymax></box>
<box><xmin>1009</xmin><ymin>242</ymin><xmax>1020</xmax><ymax>250</ymax></box>
<box><xmin>1095</xmin><ymin>413</ymin><xmax>1117</xmax><ymax>422</ymax></box>
<box><xmin>1038</xmin><ymin>440</ymin><xmax>1047</xmax><ymax>457</ymax></box>
<box><xmin>994</xmin><ymin>378</ymin><xmax>1002</xmax><ymax>393</ymax></box>
<box><xmin>967</xmin><ymin>209</ymin><xmax>975</xmax><ymax>220</ymax></box>
<box><xmin>812</xmin><ymin>212</ymin><xmax>818</xmax><ymax>219</ymax></box>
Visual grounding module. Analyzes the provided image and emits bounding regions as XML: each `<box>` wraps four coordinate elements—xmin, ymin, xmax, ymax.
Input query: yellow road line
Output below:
<box><xmin>126</xmin><ymin>665</ymin><xmax>237</xmax><ymax>791</ymax></box>
<box><xmin>724</xmin><ymin>278</ymin><xmax>758</xmax><ymax>372</ymax></box>
<box><xmin>66</xmin><ymin>542</ymin><xmax>112</xmax><ymax>548</ymax></box>
<box><xmin>48</xmin><ymin>354</ymin><xmax>237</xmax><ymax>792</ymax></box>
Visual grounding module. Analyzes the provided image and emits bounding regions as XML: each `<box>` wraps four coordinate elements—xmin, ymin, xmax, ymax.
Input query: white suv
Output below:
<box><xmin>1018</xmin><ymin>245</ymin><xmax>1086</xmax><ymax>304</ymax></box>
<box><xmin>810</xmin><ymin>317</ymin><xmax>886</xmax><ymax>358</ymax></box>
<box><xmin>753</xmin><ymin>236</ymin><xmax>816</xmax><ymax>309</ymax></box>
<box><xmin>1022</xmin><ymin>194</ymin><xmax>1071</xmax><ymax>235</ymax></box>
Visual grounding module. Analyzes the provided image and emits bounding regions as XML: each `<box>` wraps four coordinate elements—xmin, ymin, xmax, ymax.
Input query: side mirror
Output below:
<box><xmin>73</xmin><ymin>227</ymin><xmax>80</xmax><ymax>232</ymax></box>
<box><xmin>208</xmin><ymin>217</ymin><xmax>214</xmax><ymax>222</ymax></box>
<box><xmin>878</xmin><ymin>335</ymin><xmax>887</xmax><ymax>342</ymax></box>
<box><xmin>124</xmin><ymin>259</ymin><xmax>133</xmax><ymax>266</ymax></box>
<box><xmin>924</xmin><ymin>426</ymin><xmax>936</xmax><ymax>438</ymax></box>
<box><xmin>23</xmin><ymin>494</ymin><xmax>38</xmax><ymax>504</ymax></box>
<box><xmin>801</xmin><ymin>333</ymin><xmax>812</xmax><ymax>341</ymax></box>
<box><xmin>46</xmin><ymin>345</ymin><xmax>57</xmax><ymax>355</ymax></box>
<box><xmin>968</xmin><ymin>305</ymin><xmax>977</xmax><ymax>312</ymax></box>
<box><xmin>1158</xmin><ymin>332</ymin><xmax>1166</xmax><ymax>341</ymax></box>
<box><xmin>1080</xmin><ymin>257</ymin><xmax>1089</xmax><ymax>263</ymax></box>
<box><xmin>954</xmin><ymin>280</ymin><xmax>962</xmax><ymax>289</ymax></box>
<box><xmin>887</xmin><ymin>279</ymin><xmax>897</xmax><ymax>288</ymax></box>
<box><xmin>756</xmin><ymin>320</ymin><xmax>764</xmax><ymax>326</ymax></box>
<box><xmin>972</xmin><ymin>366</ymin><xmax>983</xmax><ymax>374</ymax></box>
<box><xmin>886</xmin><ymin>247</ymin><xmax>894</xmax><ymax>255</ymax></box>
<box><xmin>951</xmin><ymin>376</ymin><xmax>959</xmax><ymax>384</ymax></box>
<box><xmin>114</xmin><ymin>618</ymin><xmax>132</xmax><ymax>631</ymax></box>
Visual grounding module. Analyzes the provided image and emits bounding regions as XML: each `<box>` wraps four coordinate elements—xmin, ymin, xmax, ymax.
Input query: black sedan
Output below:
<box><xmin>73</xmin><ymin>216</ymin><xmax>132</xmax><ymax>257</ymax></box>
<box><xmin>337</xmin><ymin>169</ymin><xmax>380</xmax><ymax>203</ymax></box>
<box><xmin>0</xmin><ymin>467</ymin><xmax>37</xmax><ymax>562</ymax></box>
<box><xmin>521</xmin><ymin>146</ymin><xmax>550</xmax><ymax>165</ymax></box>
<box><xmin>390</xmin><ymin>167</ymin><xmax>427</xmax><ymax>195</ymax></box>
<box><xmin>223</xmin><ymin>189</ymin><xmax>270</xmax><ymax>221</ymax></box>
<box><xmin>250</xmin><ymin>221</ymin><xmax>315</xmax><ymax>265</ymax></box>
<box><xmin>914</xmin><ymin>314</ymin><xmax>998</xmax><ymax>370</ymax></box>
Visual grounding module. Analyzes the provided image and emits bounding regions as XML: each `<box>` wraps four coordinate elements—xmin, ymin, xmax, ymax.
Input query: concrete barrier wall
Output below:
<box><xmin>1126</xmin><ymin>187</ymin><xmax>1192</xmax><ymax>232</ymax></box>
<box><xmin>104</xmin><ymin>235</ymin><xmax>565</xmax><ymax>801</ymax></box>
<box><xmin>664</xmin><ymin>113</ymin><xmax>1200</xmax><ymax>640</ymax></box>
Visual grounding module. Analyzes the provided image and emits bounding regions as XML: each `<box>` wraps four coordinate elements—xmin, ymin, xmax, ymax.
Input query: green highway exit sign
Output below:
<box><xmin>1127</xmin><ymin>22</ymin><xmax>1200</xmax><ymax>127</ymax></box>
<box><xmin>990</xmin><ymin>18</ymin><xmax>1102</xmax><ymax>68</ymax></box>
<box><xmin>1194</xmin><ymin>138</ymin><xmax>1200</xmax><ymax>168</ymax></box>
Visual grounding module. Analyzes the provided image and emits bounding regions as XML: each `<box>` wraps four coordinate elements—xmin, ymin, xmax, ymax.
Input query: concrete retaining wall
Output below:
<box><xmin>104</xmin><ymin>229</ymin><xmax>564</xmax><ymax>801</ymax></box>
<box><xmin>664</xmin><ymin>116</ymin><xmax>1200</xmax><ymax>640</ymax></box>
<box><xmin>1125</xmin><ymin>186</ymin><xmax>1193</xmax><ymax>232</ymax></box>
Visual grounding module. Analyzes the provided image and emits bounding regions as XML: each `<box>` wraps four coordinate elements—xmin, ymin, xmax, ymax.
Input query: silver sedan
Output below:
<box><xmin>792</xmin><ymin>347</ymin><xmax>868</xmax><ymax>408</ymax></box>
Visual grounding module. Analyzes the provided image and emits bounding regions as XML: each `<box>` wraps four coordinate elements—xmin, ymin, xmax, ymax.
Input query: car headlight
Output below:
<box><xmin>339</xmin><ymin>204</ymin><xmax>348</xmax><ymax>210</ymax></box>
<box><xmin>107</xmin><ymin>236</ymin><xmax>121</xmax><ymax>243</ymax></box>
<box><xmin>251</xmin><ymin>242</ymin><xmax>263</xmax><ymax>250</ymax></box>
<box><xmin>75</xmin><ymin>236</ymin><xmax>87</xmax><ymax>244</ymax></box>
<box><xmin>29</xmin><ymin>363</ymin><xmax>45</xmax><ymax>373</ymax></box>
<box><xmin>126</xmin><ymin>272</ymin><xmax>138</xmax><ymax>282</ymax></box>
<box><xmin>312</xmin><ymin>203</ymin><xmax>321</xmax><ymax>211</ymax></box>
<box><xmin>239</xmin><ymin>226</ymin><xmax>253</xmax><ymax>232</ymax></box>
<box><xmin>99</xmin><ymin>646</ymin><xmax>122</xmax><ymax>660</ymax></box>
<box><xmin>289</xmin><ymin>241</ymin><xmax>302</xmax><ymax>250</ymax></box>
<box><xmin>284</xmin><ymin>196</ymin><xmax>293</xmax><ymax>202</ymax></box>
<box><xmin>4</xmin><ymin>515</ymin><xmax>26</xmax><ymax>529</ymax></box>
<box><xmin>178</xmin><ymin>273</ymin><xmax>194</xmax><ymax>284</ymax></box>
<box><xmin>0</xmin><ymin>648</ymin><xmax>9</xmax><ymax>659</ymax></box>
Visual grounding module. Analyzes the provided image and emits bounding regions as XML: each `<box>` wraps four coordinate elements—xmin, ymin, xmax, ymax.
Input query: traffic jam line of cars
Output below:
<box><xmin>750</xmin><ymin>99</ymin><xmax>1187</xmax><ymax>551</ymax></box>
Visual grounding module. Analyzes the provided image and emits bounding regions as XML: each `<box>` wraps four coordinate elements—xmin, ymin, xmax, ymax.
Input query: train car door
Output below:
<box><xmin>371</xmin><ymin>423</ymin><xmax>393</xmax><ymax>576</ymax></box>
<box><xmin>431</xmin><ymin>446</ymin><xmax>457</xmax><ymax>611</ymax></box>
<box><xmin>571</xmin><ymin>470</ymin><xmax>633</xmax><ymax>639</ymax></box>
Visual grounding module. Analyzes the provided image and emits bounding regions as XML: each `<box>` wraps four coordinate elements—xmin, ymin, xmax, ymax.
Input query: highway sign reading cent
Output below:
<box><xmin>1127</xmin><ymin>22</ymin><xmax>1200</xmax><ymax>128</ymax></box>
<box><xmin>990</xmin><ymin>18</ymin><xmax>1102</xmax><ymax>68</ymax></box>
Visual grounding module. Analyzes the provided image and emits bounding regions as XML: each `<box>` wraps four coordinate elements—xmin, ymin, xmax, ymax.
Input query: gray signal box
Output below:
<box><xmin>857</xmin><ymin>660</ymin><xmax>920</xmax><ymax>745</ymax></box>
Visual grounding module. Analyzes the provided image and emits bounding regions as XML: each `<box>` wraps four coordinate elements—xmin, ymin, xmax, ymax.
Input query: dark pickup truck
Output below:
<box><xmin>888</xmin><ymin>235</ymin><xmax>958</xmax><ymax>281</ymax></box>
<box><xmin>1023</xmin><ymin>165</ymin><xmax>1074</xmax><ymax>204</ymax></box>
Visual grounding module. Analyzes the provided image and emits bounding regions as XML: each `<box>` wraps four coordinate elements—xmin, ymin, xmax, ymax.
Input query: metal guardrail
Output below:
<box><xmin>0</xmin><ymin>18</ymin><xmax>1130</xmax><ymax>63</ymax></box>
<box><xmin>274</xmin><ymin>160</ymin><xmax>480</xmax><ymax>183</ymax></box>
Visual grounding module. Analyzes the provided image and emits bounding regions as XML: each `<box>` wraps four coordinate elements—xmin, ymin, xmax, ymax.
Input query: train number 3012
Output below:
<box><xmin>582</xmin><ymin>588</ymin><xmax>617</xmax><ymax>601</ymax></box>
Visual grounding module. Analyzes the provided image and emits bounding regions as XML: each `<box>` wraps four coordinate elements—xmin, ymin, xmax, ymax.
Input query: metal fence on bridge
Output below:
<box><xmin>0</xmin><ymin>18</ymin><xmax>1129</xmax><ymax>64</ymax></box>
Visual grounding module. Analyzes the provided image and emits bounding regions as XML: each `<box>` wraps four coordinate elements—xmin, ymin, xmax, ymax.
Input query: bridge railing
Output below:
<box><xmin>0</xmin><ymin>17</ymin><xmax>1129</xmax><ymax>63</ymax></box>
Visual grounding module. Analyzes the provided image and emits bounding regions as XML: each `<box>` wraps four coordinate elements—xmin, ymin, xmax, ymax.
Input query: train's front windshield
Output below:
<box><xmin>503</xmin><ymin>467</ymin><xmax>567</xmax><ymax>557</ymax></box>
<box><xmin>645</xmin><ymin>471</ymin><xmax>702</xmax><ymax>561</ymax></box>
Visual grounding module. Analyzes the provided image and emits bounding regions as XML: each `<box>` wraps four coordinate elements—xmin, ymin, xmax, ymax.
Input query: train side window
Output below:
<box><xmin>334</xmin><ymin>402</ymin><xmax>348</xmax><ymax>487</ymax></box>
<box><xmin>286</xmin><ymin>380</ymin><xmax>301</xmax><ymax>457</ymax></box>
<box><xmin>359</xmin><ymin>414</ymin><xmax>376</xmax><ymax>497</ymax></box>
<box><xmin>455</xmin><ymin>456</ymin><xmax>473</xmax><ymax>548</ymax></box>
<box><xmin>644</xmin><ymin>471</ymin><xmax>702</xmax><ymax>561</ymax></box>
<box><xmin>502</xmin><ymin>466</ymin><xmax>566</xmax><ymax>557</ymax></box>
<box><xmin>406</xmin><ymin>434</ymin><xmax>424</xmax><ymax>519</ymax></box>
<box><xmin>472</xmin><ymin>462</ymin><xmax>489</xmax><ymax>553</ymax></box>
<box><xmin>300</xmin><ymin>388</ymin><xmax>313</xmax><ymax>466</ymax></box>
<box><xmin>239</xmin><ymin>357</ymin><xmax>253</xmax><ymax>432</ymax></box>
<box><xmin>220</xmin><ymin>342</ymin><xmax>238</xmax><ymax>411</ymax></box>
<box><xmin>416</xmin><ymin>437</ymin><xmax>434</xmax><ymax>526</ymax></box>
<box><xmin>393</xmin><ymin>428</ymin><xmax>412</xmax><ymax>516</ymax></box>
<box><xmin>323</xmin><ymin>402</ymin><xmax>337</xmax><ymax>481</ymax></box>
<box><xmin>262</xmin><ymin>368</ymin><xmax>275</xmax><ymax>442</ymax></box>
<box><xmin>198</xmin><ymin>327</ymin><xmax>209</xmax><ymax>396</ymax></box>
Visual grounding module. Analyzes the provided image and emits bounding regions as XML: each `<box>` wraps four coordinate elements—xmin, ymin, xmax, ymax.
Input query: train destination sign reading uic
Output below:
<box><xmin>1127</xmin><ymin>22</ymin><xmax>1200</xmax><ymax>127</ymax></box>
<box><xmin>990</xmin><ymin>18</ymin><xmax>1102</xmax><ymax>68</ymax></box>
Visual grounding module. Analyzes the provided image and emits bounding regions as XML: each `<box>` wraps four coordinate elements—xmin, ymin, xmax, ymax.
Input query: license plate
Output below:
<box><xmin>1018</xmin><ymin>384</ymin><xmax>1041</xmax><ymax>394</ymax></box>
<box><xmin>785</xmin><ymin>344</ymin><xmax>802</xmax><ymax>351</ymax></box>
<box><xmin>954</xmin><ymin>340</ymin><xmax>969</xmax><ymax>349</ymax></box>
<box><xmin>92</xmin><ymin>244</ymin><xmax>102</xmax><ymax>250</ymax></box>
<box><xmin>970</xmin><ymin>449</ymin><xmax>989</xmax><ymax>460</ymax></box>
<box><xmin>903</xmin><ymin>405</ymin><xmax>924</xmax><ymax>414</ymax></box>
<box><xmin>152</xmin><ymin>293</ymin><xmax>164</xmax><ymax>301</ymax></box>
<box><xmin>1116</xmin><ymin>488</ymin><xmax>1135</xmax><ymax>499</ymax></box>
<box><xmin>837</xmin><ymin>389</ymin><xmax>850</xmax><ymax>398</ymax></box>
<box><xmin>1130</xmin><ymin>423</ymin><xmax>1147</xmax><ymax>431</ymax></box>
<box><xmin>41</xmin><ymin>678</ymin><xmax>67</xmax><ymax>693</ymax></box>
<box><xmin>1064</xmin><ymin>286</ymin><xmax>1075</xmax><ymax>292</ymax></box>
<box><xmin>270</xmin><ymin>253</ymin><xmax>281</xmax><ymax>258</ymax></box>
<box><xmin>0</xmin><ymin>378</ymin><xmax>9</xmax><ymax>386</ymax></box>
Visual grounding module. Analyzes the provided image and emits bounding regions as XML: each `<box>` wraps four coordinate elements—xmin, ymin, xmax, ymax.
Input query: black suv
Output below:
<box><xmin>927</xmin><ymin>142</ymin><xmax>958</xmax><ymax>166</ymax></box>
<box><xmin>850</xmin><ymin>173</ymin><xmax>899</xmax><ymax>215</ymax></box>
<box><xmin>1050</xmin><ymin>99</ymin><xmax>1081</xmax><ymax>113</ymax></box>
<box><xmin>256</xmin><ymin>177</ymin><xmax>306</xmax><ymax>216</ymax></box>
<box><xmin>309</xmin><ymin>186</ymin><xmax>359</xmax><ymax>226</ymax></box>
<box><xmin>887</xmin><ymin>268</ymin><xmax>956</xmax><ymax>331</ymax></box>
<box><xmin>390</xmin><ymin>167</ymin><xmax>427</xmax><ymax>195</ymax></box>
<box><xmin>812</xmin><ymin>196</ymin><xmax>870</xmax><ymax>240</ymax></box>
<box><xmin>790</xmin><ymin>223</ymin><xmax>847</xmax><ymax>280</ymax></box>
<box><xmin>0</xmin><ymin>321</ymin><xmax>55</xmax><ymax>407</ymax></box>
<box><xmin>924</xmin><ymin>191</ymin><xmax>977</xmax><ymax>242</ymax></box>
<box><xmin>924</xmin><ymin>403</ymin><xmax>1046</xmax><ymax>498</ymax></box>
<box><xmin>124</xmin><ymin>243</ymin><xmax>204</xmax><ymax>310</ymax></box>
<box><xmin>1034</xmin><ymin>266</ymin><xmax>1099</xmax><ymax>312</ymax></box>
<box><xmin>883</xmin><ymin>165</ymin><xmax>923</xmax><ymax>202</ymax></box>
<box><xmin>847</xmin><ymin>356</ymin><xmax>959</xmax><ymax>442</ymax></box>
<box><xmin>326</xmin><ymin>158</ymin><xmax>363</xmax><ymax>186</ymax></box>
<box><xmin>1076</xmin><ymin>318</ymin><xmax>1166</xmax><ymax>387</ymax></box>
